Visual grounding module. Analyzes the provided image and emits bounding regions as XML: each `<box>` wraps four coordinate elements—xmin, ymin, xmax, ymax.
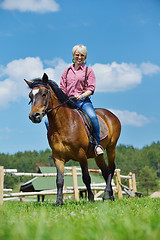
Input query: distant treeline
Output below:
<box><xmin>0</xmin><ymin>141</ymin><xmax>159</xmax><ymax>195</ymax></box>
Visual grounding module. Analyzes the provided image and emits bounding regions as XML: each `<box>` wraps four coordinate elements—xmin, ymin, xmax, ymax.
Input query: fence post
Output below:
<box><xmin>128</xmin><ymin>172</ymin><xmax>133</xmax><ymax>190</ymax></box>
<box><xmin>132</xmin><ymin>173</ymin><xmax>137</xmax><ymax>193</ymax></box>
<box><xmin>19</xmin><ymin>191</ymin><xmax>23</xmax><ymax>203</ymax></box>
<box><xmin>115</xmin><ymin>169</ymin><xmax>123</xmax><ymax>199</ymax></box>
<box><xmin>72</xmin><ymin>166</ymin><xmax>79</xmax><ymax>201</ymax></box>
<box><xmin>0</xmin><ymin>166</ymin><xmax>4</xmax><ymax>205</ymax></box>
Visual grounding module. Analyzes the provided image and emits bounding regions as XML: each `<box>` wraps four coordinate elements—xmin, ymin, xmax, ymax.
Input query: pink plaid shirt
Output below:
<box><xmin>60</xmin><ymin>64</ymin><xmax>96</xmax><ymax>96</ymax></box>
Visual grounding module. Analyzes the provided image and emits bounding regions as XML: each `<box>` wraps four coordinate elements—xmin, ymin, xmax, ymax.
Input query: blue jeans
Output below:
<box><xmin>72</xmin><ymin>97</ymin><xmax>101</xmax><ymax>146</ymax></box>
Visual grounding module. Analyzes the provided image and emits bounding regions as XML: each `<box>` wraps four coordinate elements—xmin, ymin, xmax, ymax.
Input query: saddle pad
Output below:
<box><xmin>97</xmin><ymin>115</ymin><xmax>108</xmax><ymax>140</ymax></box>
<box><xmin>74</xmin><ymin>109</ymin><xmax>108</xmax><ymax>140</ymax></box>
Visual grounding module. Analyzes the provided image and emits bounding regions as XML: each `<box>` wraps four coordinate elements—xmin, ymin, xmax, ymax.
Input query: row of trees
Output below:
<box><xmin>0</xmin><ymin>142</ymin><xmax>159</xmax><ymax>195</ymax></box>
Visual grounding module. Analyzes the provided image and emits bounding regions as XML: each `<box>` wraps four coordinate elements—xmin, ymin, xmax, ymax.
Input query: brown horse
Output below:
<box><xmin>25</xmin><ymin>73</ymin><xmax>121</xmax><ymax>205</ymax></box>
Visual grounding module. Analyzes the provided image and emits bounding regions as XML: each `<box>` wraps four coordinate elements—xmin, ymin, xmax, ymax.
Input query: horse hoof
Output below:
<box><xmin>103</xmin><ymin>191</ymin><xmax>115</xmax><ymax>201</ymax></box>
<box><xmin>102</xmin><ymin>192</ymin><xmax>110</xmax><ymax>201</ymax></box>
<box><xmin>55</xmin><ymin>200</ymin><xmax>63</xmax><ymax>206</ymax></box>
<box><xmin>110</xmin><ymin>195</ymin><xmax>115</xmax><ymax>201</ymax></box>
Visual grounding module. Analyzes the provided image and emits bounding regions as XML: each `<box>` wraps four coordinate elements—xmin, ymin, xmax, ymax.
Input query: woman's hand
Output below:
<box><xmin>74</xmin><ymin>94</ymin><xmax>82</xmax><ymax>101</ymax></box>
<box><xmin>74</xmin><ymin>90</ymin><xmax>92</xmax><ymax>101</ymax></box>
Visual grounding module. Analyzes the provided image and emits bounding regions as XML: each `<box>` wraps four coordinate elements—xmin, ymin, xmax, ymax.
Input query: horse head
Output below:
<box><xmin>25</xmin><ymin>73</ymin><xmax>51</xmax><ymax>123</ymax></box>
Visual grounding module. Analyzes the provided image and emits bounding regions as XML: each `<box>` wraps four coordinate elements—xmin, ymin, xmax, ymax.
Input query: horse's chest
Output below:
<box><xmin>49</xmin><ymin>134</ymin><xmax>70</xmax><ymax>152</ymax></box>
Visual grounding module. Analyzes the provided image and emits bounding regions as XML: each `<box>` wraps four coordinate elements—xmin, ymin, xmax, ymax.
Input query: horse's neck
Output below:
<box><xmin>47</xmin><ymin>98</ymin><xmax>72</xmax><ymax>129</ymax></box>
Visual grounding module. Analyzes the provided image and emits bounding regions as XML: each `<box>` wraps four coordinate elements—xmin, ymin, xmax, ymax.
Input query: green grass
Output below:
<box><xmin>0</xmin><ymin>198</ymin><xmax>160</xmax><ymax>240</ymax></box>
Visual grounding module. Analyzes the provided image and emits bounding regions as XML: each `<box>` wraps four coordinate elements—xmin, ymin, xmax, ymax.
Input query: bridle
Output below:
<box><xmin>29</xmin><ymin>85</ymin><xmax>75</xmax><ymax>116</ymax></box>
<box><xmin>44</xmin><ymin>89</ymin><xmax>74</xmax><ymax>115</ymax></box>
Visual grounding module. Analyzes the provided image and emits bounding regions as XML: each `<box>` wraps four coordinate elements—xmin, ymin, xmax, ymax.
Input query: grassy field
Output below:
<box><xmin>0</xmin><ymin>197</ymin><xmax>160</xmax><ymax>240</ymax></box>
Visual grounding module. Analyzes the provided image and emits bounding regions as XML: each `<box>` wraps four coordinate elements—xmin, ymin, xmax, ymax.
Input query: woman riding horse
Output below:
<box><xmin>25</xmin><ymin>46</ymin><xmax>121</xmax><ymax>205</ymax></box>
<box><xmin>45</xmin><ymin>44</ymin><xmax>104</xmax><ymax>156</ymax></box>
<box><xmin>61</xmin><ymin>44</ymin><xmax>104</xmax><ymax>156</ymax></box>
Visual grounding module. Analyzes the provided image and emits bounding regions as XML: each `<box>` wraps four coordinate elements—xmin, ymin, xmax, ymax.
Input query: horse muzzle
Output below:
<box><xmin>29</xmin><ymin>112</ymin><xmax>43</xmax><ymax>123</ymax></box>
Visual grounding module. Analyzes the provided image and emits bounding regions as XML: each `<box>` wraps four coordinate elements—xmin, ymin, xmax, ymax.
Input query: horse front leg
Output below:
<box><xmin>54</xmin><ymin>158</ymin><xmax>64</xmax><ymax>206</ymax></box>
<box><xmin>80</xmin><ymin>160</ymin><xmax>94</xmax><ymax>202</ymax></box>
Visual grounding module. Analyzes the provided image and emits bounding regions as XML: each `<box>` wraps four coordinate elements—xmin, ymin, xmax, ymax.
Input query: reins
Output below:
<box><xmin>44</xmin><ymin>89</ymin><xmax>75</xmax><ymax>115</ymax></box>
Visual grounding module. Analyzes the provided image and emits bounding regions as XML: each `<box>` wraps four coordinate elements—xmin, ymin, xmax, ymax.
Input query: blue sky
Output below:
<box><xmin>0</xmin><ymin>0</ymin><xmax>160</xmax><ymax>154</ymax></box>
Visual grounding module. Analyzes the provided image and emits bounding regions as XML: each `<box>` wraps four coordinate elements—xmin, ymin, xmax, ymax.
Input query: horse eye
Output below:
<box><xmin>42</xmin><ymin>93</ymin><xmax>47</xmax><ymax>97</ymax></box>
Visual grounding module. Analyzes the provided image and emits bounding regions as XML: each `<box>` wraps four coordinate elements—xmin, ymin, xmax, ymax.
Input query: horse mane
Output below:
<box><xmin>29</xmin><ymin>78</ymin><xmax>77</xmax><ymax>109</ymax></box>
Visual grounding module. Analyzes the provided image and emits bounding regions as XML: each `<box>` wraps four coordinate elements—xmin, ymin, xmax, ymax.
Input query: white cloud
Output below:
<box><xmin>110</xmin><ymin>109</ymin><xmax>150</xmax><ymax>127</ymax></box>
<box><xmin>140</xmin><ymin>62</ymin><xmax>160</xmax><ymax>75</ymax></box>
<box><xmin>0</xmin><ymin>57</ymin><xmax>55</xmax><ymax>108</ymax></box>
<box><xmin>0</xmin><ymin>0</ymin><xmax>59</xmax><ymax>13</ymax></box>
<box><xmin>92</xmin><ymin>62</ymin><xmax>142</xmax><ymax>92</ymax></box>
<box><xmin>92</xmin><ymin>61</ymin><xmax>160</xmax><ymax>92</ymax></box>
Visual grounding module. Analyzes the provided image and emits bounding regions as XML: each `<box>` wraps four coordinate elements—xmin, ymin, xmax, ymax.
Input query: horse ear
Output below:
<box><xmin>42</xmin><ymin>73</ymin><xmax>48</xmax><ymax>85</ymax></box>
<box><xmin>24</xmin><ymin>79</ymin><xmax>32</xmax><ymax>87</ymax></box>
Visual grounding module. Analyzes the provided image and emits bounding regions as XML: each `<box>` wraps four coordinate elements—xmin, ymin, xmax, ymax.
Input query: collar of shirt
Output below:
<box><xmin>71</xmin><ymin>64</ymin><xmax>85</xmax><ymax>72</ymax></box>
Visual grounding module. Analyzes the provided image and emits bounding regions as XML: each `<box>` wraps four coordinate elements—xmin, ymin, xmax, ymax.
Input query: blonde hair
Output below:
<box><xmin>72</xmin><ymin>44</ymin><xmax>87</xmax><ymax>59</ymax></box>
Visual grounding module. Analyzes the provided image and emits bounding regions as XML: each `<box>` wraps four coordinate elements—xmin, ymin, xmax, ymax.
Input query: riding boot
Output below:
<box><xmin>92</xmin><ymin>124</ymin><xmax>104</xmax><ymax>156</ymax></box>
<box><xmin>94</xmin><ymin>145</ymin><xmax>104</xmax><ymax>156</ymax></box>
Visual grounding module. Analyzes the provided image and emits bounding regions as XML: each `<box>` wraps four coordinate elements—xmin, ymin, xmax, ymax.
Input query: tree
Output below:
<box><xmin>137</xmin><ymin>166</ymin><xmax>159</xmax><ymax>196</ymax></box>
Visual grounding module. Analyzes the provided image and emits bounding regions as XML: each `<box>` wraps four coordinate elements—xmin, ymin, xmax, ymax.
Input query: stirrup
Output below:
<box><xmin>94</xmin><ymin>145</ymin><xmax>104</xmax><ymax>156</ymax></box>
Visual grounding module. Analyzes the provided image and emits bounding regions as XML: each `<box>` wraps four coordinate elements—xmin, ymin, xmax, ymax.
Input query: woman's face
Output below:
<box><xmin>73</xmin><ymin>51</ymin><xmax>86</xmax><ymax>66</ymax></box>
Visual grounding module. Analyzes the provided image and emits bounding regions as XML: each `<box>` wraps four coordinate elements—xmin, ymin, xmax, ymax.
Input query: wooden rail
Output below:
<box><xmin>4</xmin><ymin>172</ymin><xmax>81</xmax><ymax>177</ymax></box>
<box><xmin>0</xmin><ymin>166</ymin><xmax>137</xmax><ymax>205</ymax></box>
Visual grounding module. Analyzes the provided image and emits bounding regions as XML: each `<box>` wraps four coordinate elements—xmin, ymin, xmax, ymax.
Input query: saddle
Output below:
<box><xmin>74</xmin><ymin>108</ymin><xmax>108</xmax><ymax>143</ymax></box>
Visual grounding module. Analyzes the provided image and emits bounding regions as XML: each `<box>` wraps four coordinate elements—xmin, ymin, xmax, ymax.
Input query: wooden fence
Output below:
<box><xmin>0</xmin><ymin>166</ymin><xmax>137</xmax><ymax>205</ymax></box>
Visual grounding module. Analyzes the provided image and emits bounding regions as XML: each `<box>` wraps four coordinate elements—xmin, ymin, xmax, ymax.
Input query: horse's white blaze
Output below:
<box><xmin>32</xmin><ymin>88</ymin><xmax>39</xmax><ymax>104</ymax></box>
<box><xmin>32</xmin><ymin>89</ymin><xmax>39</xmax><ymax>96</ymax></box>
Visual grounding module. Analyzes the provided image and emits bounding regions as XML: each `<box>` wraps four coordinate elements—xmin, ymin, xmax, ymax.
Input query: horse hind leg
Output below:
<box><xmin>95</xmin><ymin>146</ymin><xmax>116</xmax><ymax>201</ymax></box>
<box><xmin>95</xmin><ymin>155</ymin><xmax>111</xmax><ymax>200</ymax></box>
<box><xmin>103</xmin><ymin>167</ymin><xmax>115</xmax><ymax>201</ymax></box>
<box><xmin>104</xmin><ymin>145</ymin><xmax>116</xmax><ymax>201</ymax></box>
<box><xmin>80</xmin><ymin>160</ymin><xmax>94</xmax><ymax>202</ymax></box>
